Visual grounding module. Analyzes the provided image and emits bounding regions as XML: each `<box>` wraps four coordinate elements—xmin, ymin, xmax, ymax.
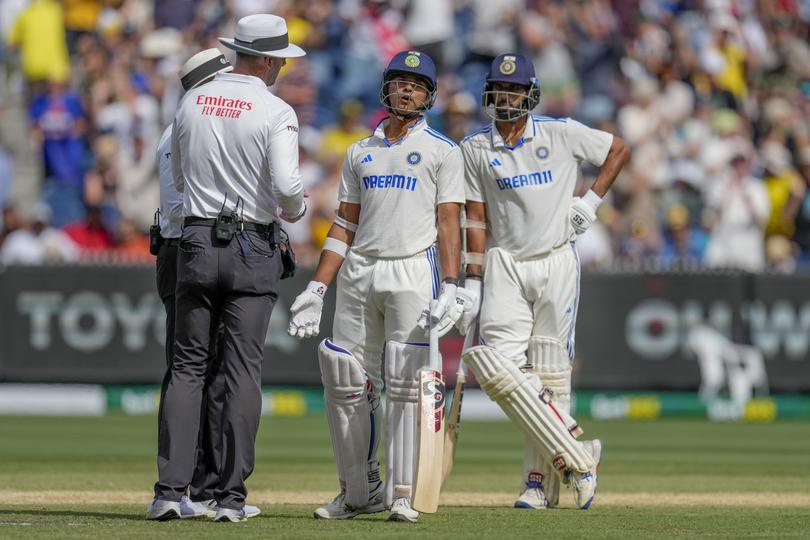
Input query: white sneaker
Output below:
<box><xmin>313</xmin><ymin>487</ymin><xmax>385</xmax><ymax>520</ymax></box>
<box><xmin>146</xmin><ymin>498</ymin><xmax>181</xmax><ymax>521</ymax></box>
<box><xmin>179</xmin><ymin>495</ymin><xmax>212</xmax><ymax>518</ymax></box>
<box><xmin>387</xmin><ymin>497</ymin><xmax>419</xmax><ymax>523</ymax></box>
<box><xmin>514</xmin><ymin>472</ymin><xmax>548</xmax><ymax>509</ymax></box>
<box><xmin>571</xmin><ymin>439</ymin><xmax>602</xmax><ymax>510</ymax></box>
<box><xmin>213</xmin><ymin>507</ymin><xmax>248</xmax><ymax>523</ymax></box>
<box><xmin>198</xmin><ymin>499</ymin><xmax>260</xmax><ymax>519</ymax></box>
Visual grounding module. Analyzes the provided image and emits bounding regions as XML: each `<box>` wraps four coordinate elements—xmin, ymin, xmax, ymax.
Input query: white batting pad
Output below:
<box><xmin>384</xmin><ymin>340</ymin><xmax>428</xmax><ymax>507</ymax></box>
<box><xmin>463</xmin><ymin>345</ymin><xmax>593</xmax><ymax>473</ymax></box>
<box><xmin>525</xmin><ymin>336</ymin><xmax>575</xmax><ymax>506</ymax></box>
<box><xmin>319</xmin><ymin>339</ymin><xmax>381</xmax><ymax>509</ymax></box>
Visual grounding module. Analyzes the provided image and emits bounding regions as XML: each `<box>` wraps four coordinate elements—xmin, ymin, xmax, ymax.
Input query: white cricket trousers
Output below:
<box><xmin>479</xmin><ymin>244</ymin><xmax>581</xmax><ymax>363</ymax></box>
<box><xmin>332</xmin><ymin>245</ymin><xmax>440</xmax><ymax>391</ymax></box>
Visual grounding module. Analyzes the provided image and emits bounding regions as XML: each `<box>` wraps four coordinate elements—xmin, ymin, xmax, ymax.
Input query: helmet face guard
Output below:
<box><xmin>379</xmin><ymin>73</ymin><xmax>437</xmax><ymax>119</ymax></box>
<box><xmin>482</xmin><ymin>80</ymin><xmax>541</xmax><ymax>121</ymax></box>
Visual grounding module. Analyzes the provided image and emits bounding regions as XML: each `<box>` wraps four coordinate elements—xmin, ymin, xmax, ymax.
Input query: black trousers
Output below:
<box><xmin>155</xmin><ymin>226</ymin><xmax>281</xmax><ymax>509</ymax></box>
<box><xmin>155</xmin><ymin>240</ymin><xmax>224</xmax><ymax>502</ymax></box>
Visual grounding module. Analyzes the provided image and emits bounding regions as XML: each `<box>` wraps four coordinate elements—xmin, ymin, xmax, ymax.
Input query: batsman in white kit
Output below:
<box><xmin>458</xmin><ymin>53</ymin><xmax>630</xmax><ymax>510</ymax></box>
<box><xmin>287</xmin><ymin>51</ymin><xmax>475</xmax><ymax>522</ymax></box>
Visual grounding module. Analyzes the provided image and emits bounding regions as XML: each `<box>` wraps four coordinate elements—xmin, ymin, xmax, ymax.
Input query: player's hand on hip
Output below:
<box><xmin>429</xmin><ymin>281</ymin><xmax>462</xmax><ymax>337</ymax></box>
<box><xmin>569</xmin><ymin>190</ymin><xmax>602</xmax><ymax>236</ymax></box>
<box><xmin>455</xmin><ymin>279</ymin><xmax>481</xmax><ymax>335</ymax></box>
<box><xmin>287</xmin><ymin>280</ymin><xmax>326</xmax><ymax>339</ymax></box>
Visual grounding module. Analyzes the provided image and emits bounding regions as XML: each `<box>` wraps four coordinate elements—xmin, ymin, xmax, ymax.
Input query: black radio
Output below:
<box><xmin>149</xmin><ymin>209</ymin><xmax>163</xmax><ymax>255</ymax></box>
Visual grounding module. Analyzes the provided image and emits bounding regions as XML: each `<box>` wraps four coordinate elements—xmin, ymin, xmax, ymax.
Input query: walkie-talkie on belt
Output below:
<box><xmin>149</xmin><ymin>209</ymin><xmax>163</xmax><ymax>255</ymax></box>
<box><xmin>215</xmin><ymin>194</ymin><xmax>239</xmax><ymax>243</ymax></box>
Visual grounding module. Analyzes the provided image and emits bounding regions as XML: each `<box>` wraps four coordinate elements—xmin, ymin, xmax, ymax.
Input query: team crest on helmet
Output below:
<box><xmin>406</xmin><ymin>151</ymin><xmax>422</xmax><ymax>165</ymax></box>
<box><xmin>536</xmin><ymin>146</ymin><xmax>550</xmax><ymax>159</ymax></box>
<box><xmin>405</xmin><ymin>53</ymin><xmax>421</xmax><ymax>67</ymax></box>
<box><xmin>499</xmin><ymin>56</ymin><xmax>517</xmax><ymax>75</ymax></box>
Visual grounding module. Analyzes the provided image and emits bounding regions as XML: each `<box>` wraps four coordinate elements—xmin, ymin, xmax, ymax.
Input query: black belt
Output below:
<box><xmin>164</xmin><ymin>238</ymin><xmax>181</xmax><ymax>247</ymax></box>
<box><xmin>183</xmin><ymin>216</ymin><xmax>277</xmax><ymax>236</ymax></box>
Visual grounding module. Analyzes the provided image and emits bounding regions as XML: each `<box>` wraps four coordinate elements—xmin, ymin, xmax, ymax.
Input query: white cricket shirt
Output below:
<box><xmin>461</xmin><ymin>115</ymin><xmax>612</xmax><ymax>259</ymax></box>
<box><xmin>157</xmin><ymin>125</ymin><xmax>183</xmax><ymax>239</ymax></box>
<box><xmin>339</xmin><ymin>116</ymin><xmax>465</xmax><ymax>258</ymax></box>
<box><xmin>171</xmin><ymin>72</ymin><xmax>305</xmax><ymax>223</ymax></box>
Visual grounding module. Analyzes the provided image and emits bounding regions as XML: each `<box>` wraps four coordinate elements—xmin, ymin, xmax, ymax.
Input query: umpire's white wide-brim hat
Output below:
<box><xmin>218</xmin><ymin>14</ymin><xmax>306</xmax><ymax>59</ymax></box>
<box><xmin>179</xmin><ymin>48</ymin><xmax>234</xmax><ymax>90</ymax></box>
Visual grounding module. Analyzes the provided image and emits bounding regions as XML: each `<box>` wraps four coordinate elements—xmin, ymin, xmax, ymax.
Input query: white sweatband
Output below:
<box><xmin>582</xmin><ymin>190</ymin><xmax>603</xmax><ymax>212</ymax></box>
<box><xmin>334</xmin><ymin>213</ymin><xmax>358</xmax><ymax>232</ymax></box>
<box><xmin>323</xmin><ymin>237</ymin><xmax>349</xmax><ymax>258</ymax></box>
<box><xmin>463</xmin><ymin>218</ymin><xmax>487</xmax><ymax>230</ymax></box>
<box><xmin>464</xmin><ymin>252</ymin><xmax>485</xmax><ymax>266</ymax></box>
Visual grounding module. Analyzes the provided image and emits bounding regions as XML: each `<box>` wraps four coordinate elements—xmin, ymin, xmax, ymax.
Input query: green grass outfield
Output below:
<box><xmin>0</xmin><ymin>414</ymin><xmax>808</xmax><ymax>539</ymax></box>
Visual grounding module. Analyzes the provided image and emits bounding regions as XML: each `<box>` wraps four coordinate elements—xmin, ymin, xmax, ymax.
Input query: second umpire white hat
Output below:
<box><xmin>179</xmin><ymin>48</ymin><xmax>234</xmax><ymax>91</ymax></box>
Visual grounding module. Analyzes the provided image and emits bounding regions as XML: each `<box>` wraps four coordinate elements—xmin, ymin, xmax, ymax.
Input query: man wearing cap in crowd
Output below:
<box><xmin>147</xmin><ymin>48</ymin><xmax>255</xmax><ymax>521</ymax></box>
<box><xmin>149</xmin><ymin>14</ymin><xmax>307</xmax><ymax>522</ymax></box>
<box><xmin>459</xmin><ymin>53</ymin><xmax>630</xmax><ymax>511</ymax></box>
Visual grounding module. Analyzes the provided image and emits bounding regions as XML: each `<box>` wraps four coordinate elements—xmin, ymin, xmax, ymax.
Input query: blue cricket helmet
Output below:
<box><xmin>482</xmin><ymin>53</ymin><xmax>541</xmax><ymax>120</ymax></box>
<box><xmin>379</xmin><ymin>50</ymin><xmax>438</xmax><ymax>116</ymax></box>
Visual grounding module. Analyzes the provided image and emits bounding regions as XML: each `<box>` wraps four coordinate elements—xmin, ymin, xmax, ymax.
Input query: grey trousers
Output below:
<box><xmin>155</xmin><ymin>225</ymin><xmax>281</xmax><ymax>509</ymax></box>
<box><xmin>155</xmin><ymin>240</ymin><xmax>224</xmax><ymax>502</ymax></box>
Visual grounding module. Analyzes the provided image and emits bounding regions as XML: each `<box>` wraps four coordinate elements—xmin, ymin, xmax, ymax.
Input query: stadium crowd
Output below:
<box><xmin>0</xmin><ymin>0</ymin><xmax>808</xmax><ymax>271</ymax></box>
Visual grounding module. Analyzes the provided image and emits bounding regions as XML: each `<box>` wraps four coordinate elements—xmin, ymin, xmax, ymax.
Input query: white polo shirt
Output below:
<box><xmin>157</xmin><ymin>125</ymin><xmax>183</xmax><ymax>239</ymax></box>
<box><xmin>461</xmin><ymin>115</ymin><xmax>612</xmax><ymax>259</ymax></box>
<box><xmin>171</xmin><ymin>72</ymin><xmax>304</xmax><ymax>224</ymax></box>
<box><xmin>339</xmin><ymin>116</ymin><xmax>465</xmax><ymax>258</ymax></box>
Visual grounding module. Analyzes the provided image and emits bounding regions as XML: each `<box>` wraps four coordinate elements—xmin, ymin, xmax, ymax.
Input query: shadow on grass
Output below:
<box><xmin>0</xmin><ymin>509</ymin><xmax>146</xmax><ymax>522</ymax></box>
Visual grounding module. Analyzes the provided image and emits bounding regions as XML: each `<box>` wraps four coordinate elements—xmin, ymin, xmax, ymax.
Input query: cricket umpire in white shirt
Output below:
<box><xmin>459</xmin><ymin>54</ymin><xmax>630</xmax><ymax>511</ymax></box>
<box><xmin>150</xmin><ymin>14</ymin><xmax>306</xmax><ymax>522</ymax></box>
<box><xmin>287</xmin><ymin>51</ymin><xmax>474</xmax><ymax>523</ymax></box>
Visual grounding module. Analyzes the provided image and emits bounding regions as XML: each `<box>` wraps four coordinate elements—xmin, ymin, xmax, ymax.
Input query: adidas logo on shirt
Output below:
<box><xmin>361</xmin><ymin>154</ymin><xmax>373</xmax><ymax>164</ymax></box>
<box><xmin>490</xmin><ymin>158</ymin><xmax>502</xmax><ymax>167</ymax></box>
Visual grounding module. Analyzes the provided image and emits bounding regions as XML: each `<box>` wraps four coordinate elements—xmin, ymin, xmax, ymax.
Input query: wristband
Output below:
<box><xmin>582</xmin><ymin>189</ymin><xmax>603</xmax><ymax>212</ymax></box>
<box><xmin>442</xmin><ymin>277</ymin><xmax>459</xmax><ymax>286</ymax></box>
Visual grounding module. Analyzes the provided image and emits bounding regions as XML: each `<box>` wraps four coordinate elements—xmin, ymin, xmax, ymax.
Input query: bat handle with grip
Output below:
<box><xmin>429</xmin><ymin>300</ymin><xmax>440</xmax><ymax>371</ymax></box>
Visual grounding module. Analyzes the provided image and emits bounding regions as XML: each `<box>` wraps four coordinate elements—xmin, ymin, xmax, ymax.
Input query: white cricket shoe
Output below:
<box><xmin>387</xmin><ymin>497</ymin><xmax>419</xmax><ymax>523</ymax></box>
<box><xmin>213</xmin><ymin>507</ymin><xmax>250</xmax><ymax>522</ymax></box>
<box><xmin>146</xmin><ymin>498</ymin><xmax>181</xmax><ymax>521</ymax></box>
<box><xmin>199</xmin><ymin>499</ymin><xmax>260</xmax><ymax>519</ymax></box>
<box><xmin>571</xmin><ymin>439</ymin><xmax>602</xmax><ymax>510</ymax></box>
<box><xmin>313</xmin><ymin>486</ymin><xmax>385</xmax><ymax>520</ymax></box>
<box><xmin>514</xmin><ymin>482</ymin><xmax>548</xmax><ymax>509</ymax></box>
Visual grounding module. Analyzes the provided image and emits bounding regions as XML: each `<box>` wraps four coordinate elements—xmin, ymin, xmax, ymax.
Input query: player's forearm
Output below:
<box><xmin>437</xmin><ymin>202</ymin><xmax>462</xmax><ymax>280</ymax></box>
<box><xmin>311</xmin><ymin>203</ymin><xmax>359</xmax><ymax>286</ymax></box>
<box><xmin>465</xmin><ymin>201</ymin><xmax>487</xmax><ymax>278</ymax></box>
<box><xmin>590</xmin><ymin>136</ymin><xmax>631</xmax><ymax>197</ymax></box>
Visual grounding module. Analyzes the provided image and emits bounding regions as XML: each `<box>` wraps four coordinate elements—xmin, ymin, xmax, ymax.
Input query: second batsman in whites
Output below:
<box><xmin>458</xmin><ymin>53</ymin><xmax>630</xmax><ymax>510</ymax></box>
<box><xmin>287</xmin><ymin>50</ymin><xmax>475</xmax><ymax>523</ymax></box>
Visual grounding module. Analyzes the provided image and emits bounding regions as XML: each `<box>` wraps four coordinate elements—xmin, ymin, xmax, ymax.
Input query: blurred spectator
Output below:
<box><xmin>658</xmin><ymin>203</ymin><xmax>708</xmax><ymax>269</ymax></box>
<box><xmin>63</xmin><ymin>205</ymin><xmax>115</xmax><ymax>252</ymax></box>
<box><xmin>0</xmin><ymin>202</ymin><xmax>79</xmax><ymax>264</ymax></box>
<box><xmin>401</xmin><ymin>0</ymin><xmax>454</xmax><ymax>71</ymax></box>
<box><xmin>0</xmin><ymin>204</ymin><xmax>22</xmax><ymax>246</ymax></box>
<box><xmin>0</xmin><ymin>143</ymin><xmax>12</xmax><ymax>208</ymax></box>
<box><xmin>29</xmin><ymin>75</ymin><xmax>89</xmax><ymax>226</ymax></box>
<box><xmin>115</xmin><ymin>216</ymin><xmax>152</xmax><ymax>262</ymax></box>
<box><xmin>704</xmin><ymin>150</ymin><xmax>770</xmax><ymax>272</ymax></box>
<box><xmin>5</xmin><ymin>0</ymin><xmax>70</xmax><ymax>84</ymax></box>
<box><xmin>63</xmin><ymin>0</ymin><xmax>103</xmax><ymax>52</ymax></box>
<box><xmin>154</xmin><ymin>0</ymin><xmax>202</xmax><ymax>30</ymax></box>
<box><xmin>441</xmin><ymin>91</ymin><xmax>476</xmax><ymax>143</ymax></box>
<box><xmin>319</xmin><ymin>100</ymin><xmax>371</xmax><ymax>164</ymax></box>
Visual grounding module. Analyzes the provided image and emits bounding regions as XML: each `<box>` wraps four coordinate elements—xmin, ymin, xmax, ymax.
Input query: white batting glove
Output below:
<box><xmin>287</xmin><ymin>280</ymin><xmax>326</xmax><ymax>339</ymax></box>
<box><xmin>569</xmin><ymin>190</ymin><xmax>602</xmax><ymax>236</ymax></box>
<box><xmin>427</xmin><ymin>280</ymin><xmax>462</xmax><ymax>337</ymax></box>
<box><xmin>455</xmin><ymin>279</ymin><xmax>481</xmax><ymax>335</ymax></box>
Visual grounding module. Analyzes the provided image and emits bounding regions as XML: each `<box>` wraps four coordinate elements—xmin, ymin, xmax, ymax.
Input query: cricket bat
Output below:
<box><xmin>441</xmin><ymin>329</ymin><xmax>474</xmax><ymax>486</ymax></box>
<box><xmin>411</xmin><ymin>314</ymin><xmax>445</xmax><ymax>513</ymax></box>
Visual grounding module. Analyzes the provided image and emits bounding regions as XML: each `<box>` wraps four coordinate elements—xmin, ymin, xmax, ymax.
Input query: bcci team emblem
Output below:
<box><xmin>499</xmin><ymin>56</ymin><xmax>517</xmax><ymax>75</ymax></box>
<box><xmin>407</xmin><ymin>151</ymin><xmax>422</xmax><ymax>165</ymax></box>
<box><xmin>536</xmin><ymin>146</ymin><xmax>550</xmax><ymax>160</ymax></box>
<box><xmin>405</xmin><ymin>53</ymin><xmax>421</xmax><ymax>68</ymax></box>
